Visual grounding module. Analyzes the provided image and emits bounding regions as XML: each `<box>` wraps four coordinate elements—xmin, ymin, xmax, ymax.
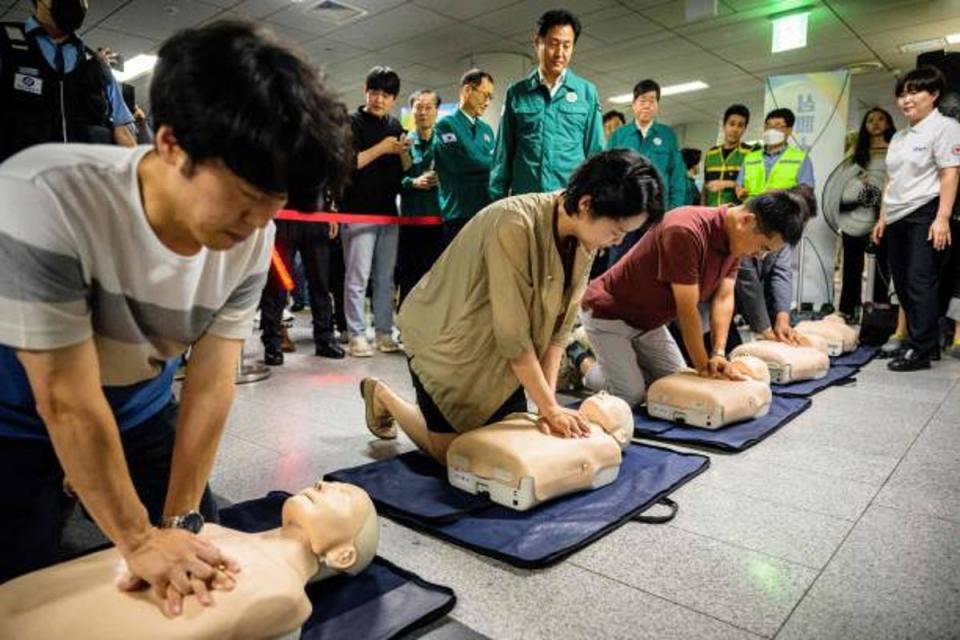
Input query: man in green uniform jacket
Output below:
<box><xmin>605</xmin><ymin>78</ymin><xmax>686</xmax><ymax>266</ymax></box>
<box><xmin>433</xmin><ymin>69</ymin><xmax>496</xmax><ymax>248</ymax></box>
<box><xmin>489</xmin><ymin>9</ymin><xmax>604</xmax><ymax>201</ymax></box>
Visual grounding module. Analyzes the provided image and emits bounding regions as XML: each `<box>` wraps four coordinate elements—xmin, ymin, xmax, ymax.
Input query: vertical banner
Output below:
<box><xmin>764</xmin><ymin>70</ymin><xmax>851</xmax><ymax>307</ymax></box>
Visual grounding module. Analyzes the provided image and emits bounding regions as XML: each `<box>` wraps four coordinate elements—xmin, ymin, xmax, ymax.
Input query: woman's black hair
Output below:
<box><xmin>852</xmin><ymin>107</ymin><xmax>896</xmax><ymax>169</ymax></box>
<box><xmin>563</xmin><ymin>149</ymin><xmax>665</xmax><ymax>224</ymax></box>
<box><xmin>895</xmin><ymin>66</ymin><xmax>947</xmax><ymax>106</ymax></box>
<box><xmin>150</xmin><ymin>20</ymin><xmax>352</xmax><ymax>202</ymax></box>
<box><xmin>745</xmin><ymin>185</ymin><xmax>817</xmax><ymax>245</ymax></box>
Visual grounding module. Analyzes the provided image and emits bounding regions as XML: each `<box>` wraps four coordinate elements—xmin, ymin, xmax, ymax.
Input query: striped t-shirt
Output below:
<box><xmin>0</xmin><ymin>144</ymin><xmax>274</xmax><ymax>440</ymax></box>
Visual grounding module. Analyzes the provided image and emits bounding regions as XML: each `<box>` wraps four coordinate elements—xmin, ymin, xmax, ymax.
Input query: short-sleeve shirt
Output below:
<box><xmin>0</xmin><ymin>144</ymin><xmax>273</xmax><ymax>440</ymax></box>
<box><xmin>397</xmin><ymin>192</ymin><xmax>595</xmax><ymax>432</ymax></box>
<box><xmin>582</xmin><ymin>207</ymin><xmax>739</xmax><ymax>331</ymax></box>
<box><xmin>884</xmin><ymin>108</ymin><xmax>960</xmax><ymax>224</ymax></box>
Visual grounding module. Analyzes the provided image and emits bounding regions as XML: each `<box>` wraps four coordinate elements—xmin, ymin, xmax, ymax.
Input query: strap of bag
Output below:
<box><xmin>632</xmin><ymin>497</ymin><xmax>678</xmax><ymax>524</ymax></box>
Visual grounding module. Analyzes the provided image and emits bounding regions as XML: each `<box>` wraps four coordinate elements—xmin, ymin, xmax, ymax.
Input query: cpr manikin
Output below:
<box><xmin>0</xmin><ymin>482</ymin><xmax>379</xmax><ymax>640</ymax></box>
<box><xmin>730</xmin><ymin>336</ymin><xmax>831</xmax><ymax>383</ymax></box>
<box><xmin>447</xmin><ymin>392</ymin><xmax>633</xmax><ymax>511</ymax></box>
<box><xmin>795</xmin><ymin>314</ymin><xmax>859</xmax><ymax>355</ymax></box>
<box><xmin>645</xmin><ymin>355</ymin><xmax>773</xmax><ymax>429</ymax></box>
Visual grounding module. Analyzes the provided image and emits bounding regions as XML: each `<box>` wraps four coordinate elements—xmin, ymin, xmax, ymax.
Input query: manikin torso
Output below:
<box><xmin>0</xmin><ymin>524</ymin><xmax>315</xmax><ymax>640</ymax></box>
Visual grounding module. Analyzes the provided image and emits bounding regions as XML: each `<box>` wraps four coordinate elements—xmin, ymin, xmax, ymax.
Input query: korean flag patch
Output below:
<box><xmin>13</xmin><ymin>72</ymin><xmax>41</xmax><ymax>95</ymax></box>
<box><xmin>441</xmin><ymin>132</ymin><xmax>457</xmax><ymax>143</ymax></box>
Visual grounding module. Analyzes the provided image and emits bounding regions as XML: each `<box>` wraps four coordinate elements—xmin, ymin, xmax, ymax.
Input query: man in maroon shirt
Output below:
<box><xmin>580</xmin><ymin>187</ymin><xmax>815</xmax><ymax>406</ymax></box>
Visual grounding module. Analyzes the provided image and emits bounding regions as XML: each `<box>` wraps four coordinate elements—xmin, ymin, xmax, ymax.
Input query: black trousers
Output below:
<box><xmin>261</xmin><ymin>219</ymin><xmax>335</xmax><ymax>349</ymax></box>
<box><xmin>440</xmin><ymin>218</ymin><xmax>470</xmax><ymax>253</ymax></box>
<box><xmin>330</xmin><ymin>235</ymin><xmax>347</xmax><ymax>335</ymax></box>
<box><xmin>839</xmin><ymin>232</ymin><xmax>890</xmax><ymax>316</ymax></box>
<box><xmin>885</xmin><ymin>199</ymin><xmax>949</xmax><ymax>354</ymax></box>
<box><xmin>397</xmin><ymin>224</ymin><xmax>443</xmax><ymax>306</ymax></box>
<box><xmin>0</xmin><ymin>402</ymin><xmax>218</xmax><ymax>583</ymax></box>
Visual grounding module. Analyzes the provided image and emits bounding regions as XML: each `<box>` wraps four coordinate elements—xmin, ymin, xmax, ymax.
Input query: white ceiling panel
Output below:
<box><xmin>300</xmin><ymin>36</ymin><xmax>371</xmax><ymax>67</ymax></box>
<box><xmin>377</xmin><ymin>23</ymin><xmax>500</xmax><ymax>65</ymax></box>
<box><xmin>81</xmin><ymin>26</ymin><xmax>160</xmax><ymax>58</ymax></box>
<box><xmin>467</xmin><ymin>0</ymin><xmax>615</xmax><ymax>36</ymax></box>
<box><xmin>316</xmin><ymin>4</ymin><xmax>454</xmax><ymax>49</ymax></box>
<box><xmin>412</xmin><ymin>0</ymin><xmax>518</xmax><ymax>21</ymax></box>
<box><xmin>101</xmin><ymin>0</ymin><xmax>223</xmax><ymax>42</ymax></box>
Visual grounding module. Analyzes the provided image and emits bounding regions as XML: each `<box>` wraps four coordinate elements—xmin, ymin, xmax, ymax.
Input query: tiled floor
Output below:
<box><xmin>206</xmin><ymin>318</ymin><xmax>960</xmax><ymax>639</ymax></box>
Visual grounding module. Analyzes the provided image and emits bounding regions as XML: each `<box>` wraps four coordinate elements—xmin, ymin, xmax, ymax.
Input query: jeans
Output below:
<box><xmin>341</xmin><ymin>222</ymin><xmax>399</xmax><ymax>337</ymax></box>
<box><xmin>0</xmin><ymin>402</ymin><xmax>218</xmax><ymax>583</ymax></box>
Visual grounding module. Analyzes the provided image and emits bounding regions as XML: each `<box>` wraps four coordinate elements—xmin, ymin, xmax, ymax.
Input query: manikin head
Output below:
<box><xmin>534</xmin><ymin>9</ymin><xmax>580</xmax><ymax>82</ymax></box>
<box><xmin>562</xmin><ymin>149</ymin><xmax>665</xmax><ymax>252</ymax></box>
<box><xmin>727</xmin><ymin>185</ymin><xmax>817</xmax><ymax>259</ymax></box>
<box><xmin>580</xmin><ymin>392</ymin><xmax>632</xmax><ymax>449</ymax></box>
<box><xmin>281</xmin><ymin>481</ymin><xmax>379</xmax><ymax>581</ymax></box>
<box><xmin>148</xmin><ymin>21</ymin><xmax>352</xmax><ymax>253</ymax></box>
<box><xmin>459</xmin><ymin>68</ymin><xmax>494</xmax><ymax>119</ymax></box>
<box><xmin>727</xmin><ymin>355</ymin><xmax>771</xmax><ymax>384</ymax></box>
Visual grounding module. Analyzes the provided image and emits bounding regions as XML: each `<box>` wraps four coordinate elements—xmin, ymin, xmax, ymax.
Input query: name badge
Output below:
<box><xmin>441</xmin><ymin>132</ymin><xmax>457</xmax><ymax>143</ymax></box>
<box><xmin>565</xmin><ymin>91</ymin><xmax>578</xmax><ymax>103</ymax></box>
<box><xmin>653</xmin><ymin>137</ymin><xmax>662</xmax><ymax>146</ymax></box>
<box><xmin>13</xmin><ymin>72</ymin><xmax>41</xmax><ymax>95</ymax></box>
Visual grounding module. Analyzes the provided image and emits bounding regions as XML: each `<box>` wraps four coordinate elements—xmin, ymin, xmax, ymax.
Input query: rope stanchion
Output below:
<box><xmin>275</xmin><ymin>210</ymin><xmax>442</xmax><ymax>225</ymax></box>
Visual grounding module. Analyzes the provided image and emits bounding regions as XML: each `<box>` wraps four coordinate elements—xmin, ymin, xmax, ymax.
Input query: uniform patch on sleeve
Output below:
<box><xmin>441</xmin><ymin>132</ymin><xmax>457</xmax><ymax>143</ymax></box>
<box><xmin>953</xmin><ymin>144</ymin><xmax>960</xmax><ymax>155</ymax></box>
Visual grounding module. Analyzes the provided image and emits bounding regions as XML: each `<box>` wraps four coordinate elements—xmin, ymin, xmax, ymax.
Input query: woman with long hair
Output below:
<box><xmin>838</xmin><ymin>107</ymin><xmax>896</xmax><ymax>321</ymax></box>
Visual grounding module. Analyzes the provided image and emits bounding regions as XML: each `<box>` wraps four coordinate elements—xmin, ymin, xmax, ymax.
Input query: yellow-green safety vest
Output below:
<box><xmin>741</xmin><ymin>146</ymin><xmax>806</xmax><ymax>199</ymax></box>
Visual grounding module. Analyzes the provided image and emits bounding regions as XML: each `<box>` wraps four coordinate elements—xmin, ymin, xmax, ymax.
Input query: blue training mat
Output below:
<box><xmin>219</xmin><ymin>493</ymin><xmax>456</xmax><ymax>640</ymax></box>
<box><xmin>772</xmin><ymin>364</ymin><xmax>858</xmax><ymax>397</ymax></box>
<box><xmin>631</xmin><ymin>394</ymin><xmax>811</xmax><ymax>452</ymax></box>
<box><xmin>831</xmin><ymin>345</ymin><xmax>879</xmax><ymax>368</ymax></box>
<box><xmin>325</xmin><ymin>443</ymin><xmax>709</xmax><ymax>569</ymax></box>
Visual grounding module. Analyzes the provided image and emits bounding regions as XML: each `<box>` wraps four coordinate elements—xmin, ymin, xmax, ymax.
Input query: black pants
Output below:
<box><xmin>331</xmin><ymin>235</ymin><xmax>347</xmax><ymax>335</ymax></box>
<box><xmin>886</xmin><ymin>199</ymin><xmax>949</xmax><ymax>354</ymax></box>
<box><xmin>0</xmin><ymin>402</ymin><xmax>218</xmax><ymax>583</ymax></box>
<box><xmin>261</xmin><ymin>219</ymin><xmax>335</xmax><ymax>349</ymax></box>
<box><xmin>440</xmin><ymin>218</ymin><xmax>470</xmax><ymax>253</ymax></box>
<box><xmin>839</xmin><ymin>232</ymin><xmax>890</xmax><ymax>316</ymax></box>
<box><xmin>397</xmin><ymin>225</ymin><xmax>443</xmax><ymax>306</ymax></box>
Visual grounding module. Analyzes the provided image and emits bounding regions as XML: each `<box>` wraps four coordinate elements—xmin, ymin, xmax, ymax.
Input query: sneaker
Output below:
<box><xmin>359</xmin><ymin>378</ymin><xmax>397</xmax><ymax>439</ymax></box>
<box><xmin>347</xmin><ymin>335</ymin><xmax>374</xmax><ymax>357</ymax></box>
<box><xmin>375</xmin><ymin>334</ymin><xmax>402</xmax><ymax>353</ymax></box>
<box><xmin>282</xmin><ymin>309</ymin><xmax>295</xmax><ymax>327</ymax></box>
<box><xmin>264</xmin><ymin>348</ymin><xmax>284</xmax><ymax>366</ymax></box>
<box><xmin>877</xmin><ymin>334</ymin><xmax>906</xmax><ymax>359</ymax></box>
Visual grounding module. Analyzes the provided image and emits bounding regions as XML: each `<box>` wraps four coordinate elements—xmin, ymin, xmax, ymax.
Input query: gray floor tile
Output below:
<box><xmin>874</xmin><ymin>455</ymin><xmax>960</xmax><ymax>523</ymax></box>
<box><xmin>669</xmin><ymin>483</ymin><xmax>854</xmax><ymax>568</ymax></box>
<box><xmin>376</xmin><ymin>521</ymin><xmax>761</xmax><ymax>640</ymax></box>
<box><xmin>739</xmin><ymin>436</ymin><xmax>899</xmax><ymax>486</ymax></box>
<box><xmin>695</xmin><ymin>458</ymin><xmax>877</xmax><ymax>521</ymax></box>
<box><xmin>208</xmin><ymin>434</ymin><xmax>284</xmax><ymax>502</ymax></box>
<box><xmin>777</xmin><ymin>506</ymin><xmax>960</xmax><ymax>640</ymax></box>
<box><xmin>409</xmin><ymin>618</ymin><xmax>491</xmax><ymax>640</ymax></box>
<box><xmin>571</xmin><ymin>519</ymin><xmax>817</xmax><ymax>637</ymax></box>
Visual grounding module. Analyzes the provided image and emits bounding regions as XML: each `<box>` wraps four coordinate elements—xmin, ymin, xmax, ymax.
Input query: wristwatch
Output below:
<box><xmin>711</xmin><ymin>349</ymin><xmax>726</xmax><ymax>358</ymax></box>
<box><xmin>160</xmin><ymin>510</ymin><xmax>204</xmax><ymax>533</ymax></box>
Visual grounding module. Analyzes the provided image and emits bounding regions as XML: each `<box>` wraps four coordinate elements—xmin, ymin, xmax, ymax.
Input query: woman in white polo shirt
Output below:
<box><xmin>873</xmin><ymin>66</ymin><xmax>960</xmax><ymax>371</ymax></box>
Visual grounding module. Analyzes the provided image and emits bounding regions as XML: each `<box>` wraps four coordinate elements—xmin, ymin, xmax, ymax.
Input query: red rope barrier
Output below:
<box><xmin>276</xmin><ymin>210</ymin><xmax>442</xmax><ymax>225</ymax></box>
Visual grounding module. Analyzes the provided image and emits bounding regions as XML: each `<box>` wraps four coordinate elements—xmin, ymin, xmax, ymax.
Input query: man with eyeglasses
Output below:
<box><xmin>433</xmin><ymin>68</ymin><xmax>496</xmax><ymax>249</ymax></box>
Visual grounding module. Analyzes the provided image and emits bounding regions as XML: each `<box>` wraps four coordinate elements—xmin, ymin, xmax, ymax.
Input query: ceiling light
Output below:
<box><xmin>771</xmin><ymin>11</ymin><xmax>809</xmax><ymax>53</ymax></box>
<box><xmin>897</xmin><ymin>37</ymin><xmax>946</xmax><ymax>54</ymax></box>
<box><xmin>661</xmin><ymin>80</ymin><xmax>709</xmax><ymax>96</ymax></box>
<box><xmin>946</xmin><ymin>33</ymin><xmax>960</xmax><ymax>44</ymax></box>
<box><xmin>112</xmin><ymin>54</ymin><xmax>157</xmax><ymax>83</ymax></box>
<box><xmin>608</xmin><ymin>80</ymin><xmax>709</xmax><ymax>104</ymax></box>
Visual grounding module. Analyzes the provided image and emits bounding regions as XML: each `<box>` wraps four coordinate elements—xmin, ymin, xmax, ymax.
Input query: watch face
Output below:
<box><xmin>180</xmin><ymin>511</ymin><xmax>204</xmax><ymax>533</ymax></box>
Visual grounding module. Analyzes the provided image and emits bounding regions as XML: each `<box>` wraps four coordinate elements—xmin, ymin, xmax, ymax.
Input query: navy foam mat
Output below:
<box><xmin>831</xmin><ymin>345</ymin><xmax>879</xmax><ymax>368</ymax></box>
<box><xmin>772</xmin><ymin>364</ymin><xmax>858</xmax><ymax>397</ymax></box>
<box><xmin>631</xmin><ymin>394</ymin><xmax>812</xmax><ymax>452</ymax></box>
<box><xmin>325</xmin><ymin>443</ymin><xmax>709</xmax><ymax>569</ymax></box>
<box><xmin>220</xmin><ymin>493</ymin><xmax>456</xmax><ymax>640</ymax></box>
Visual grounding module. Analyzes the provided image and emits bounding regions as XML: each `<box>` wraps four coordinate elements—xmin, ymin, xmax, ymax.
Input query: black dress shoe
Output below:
<box><xmin>264</xmin><ymin>349</ymin><xmax>284</xmax><ymax>366</ymax></box>
<box><xmin>315</xmin><ymin>341</ymin><xmax>346</xmax><ymax>359</ymax></box>
<box><xmin>290</xmin><ymin>301</ymin><xmax>306</xmax><ymax>312</ymax></box>
<box><xmin>888</xmin><ymin>348</ymin><xmax>931</xmax><ymax>372</ymax></box>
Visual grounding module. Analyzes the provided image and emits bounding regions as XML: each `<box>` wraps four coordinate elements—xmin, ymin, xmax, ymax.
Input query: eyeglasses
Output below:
<box><xmin>471</xmin><ymin>88</ymin><xmax>494</xmax><ymax>101</ymax></box>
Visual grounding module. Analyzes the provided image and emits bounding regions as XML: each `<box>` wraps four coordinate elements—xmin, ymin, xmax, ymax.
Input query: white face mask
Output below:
<box><xmin>762</xmin><ymin>129</ymin><xmax>786</xmax><ymax>147</ymax></box>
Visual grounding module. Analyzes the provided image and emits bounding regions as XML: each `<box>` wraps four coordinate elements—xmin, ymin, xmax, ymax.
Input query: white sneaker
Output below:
<box><xmin>375</xmin><ymin>334</ymin><xmax>402</xmax><ymax>353</ymax></box>
<box><xmin>347</xmin><ymin>335</ymin><xmax>374</xmax><ymax>357</ymax></box>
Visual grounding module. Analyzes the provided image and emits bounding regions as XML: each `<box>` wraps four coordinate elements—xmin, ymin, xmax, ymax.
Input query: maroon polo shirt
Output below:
<box><xmin>583</xmin><ymin>206</ymin><xmax>739</xmax><ymax>330</ymax></box>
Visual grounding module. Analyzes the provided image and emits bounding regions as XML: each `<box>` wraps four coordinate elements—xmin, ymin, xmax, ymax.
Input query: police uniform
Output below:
<box><xmin>398</xmin><ymin>130</ymin><xmax>444</xmax><ymax>304</ymax></box>
<box><xmin>434</xmin><ymin>108</ymin><xmax>495</xmax><ymax>247</ymax></box>
<box><xmin>0</xmin><ymin>17</ymin><xmax>132</xmax><ymax>163</ymax></box>
<box><xmin>489</xmin><ymin>68</ymin><xmax>604</xmax><ymax>200</ymax></box>
<box><xmin>702</xmin><ymin>142</ymin><xmax>754</xmax><ymax>206</ymax></box>
<box><xmin>604</xmin><ymin>120</ymin><xmax>686</xmax><ymax>265</ymax></box>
